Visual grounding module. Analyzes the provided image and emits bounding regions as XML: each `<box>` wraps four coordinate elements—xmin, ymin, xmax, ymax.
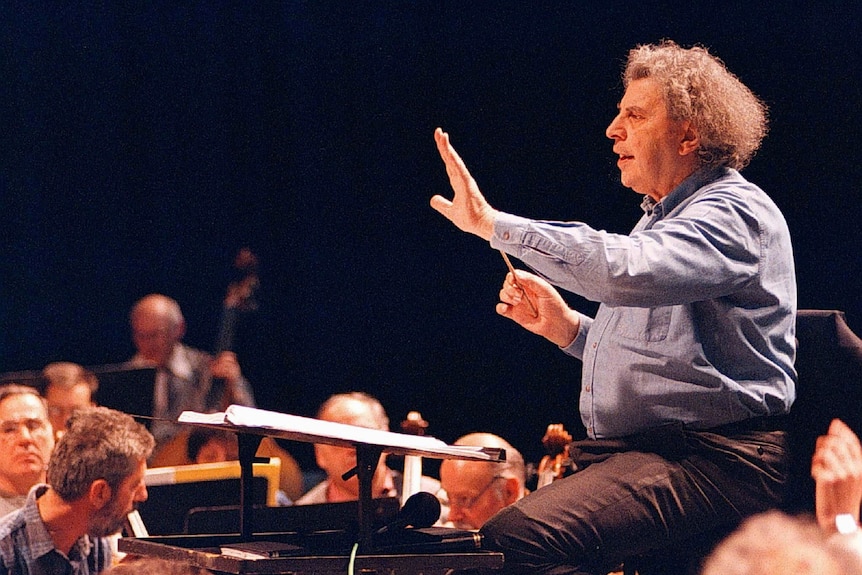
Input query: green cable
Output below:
<box><xmin>347</xmin><ymin>541</ymin><xmax>360</xmax><ymax>575</ymax></box>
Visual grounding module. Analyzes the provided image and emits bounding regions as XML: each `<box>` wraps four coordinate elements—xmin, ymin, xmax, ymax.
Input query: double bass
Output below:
<box><xmin>148</xmin><ymin>249</ymin><xmax>305</xmax><ymax>501</ymax></box>
<box><xmin>148</xmin><ymin>248</ymin><xmax>259</xmax><ymax>467</ymax></box>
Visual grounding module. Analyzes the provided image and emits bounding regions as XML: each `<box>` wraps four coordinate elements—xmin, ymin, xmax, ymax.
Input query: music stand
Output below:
<box><xmin>179</xmin><ymin>405</ymin><xmax>503</xmax><ymax>548</ymax></box>
<box><xmin>0</xmin><ymin>369</ymin><xmax>44</xmax><ymax>388</ymax></box>
<box><xmin>119</xmin><ymin>405</ymin><xmax>506</xmax><ymax>574</ymax></box>
<box><xmin>90</xmin><ymin>363</ymin><xmax>156</xmax><ymax>420</ymax></box>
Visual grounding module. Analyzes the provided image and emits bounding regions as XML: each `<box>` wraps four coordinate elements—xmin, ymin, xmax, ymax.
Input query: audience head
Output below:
<box><xmin>186</xmin><ymin>427</ymin><xmax>239</xmax><ymax>464</ymax></box>
<box><xmin>701</xmin><ymin>510</ymin><xmax>846</xmax><ymax>575</ymax></box>
<box><xmin>313</xmin><ymin>392</ymin><xmax>390</xmax><ymax>499</ymax></box>
<box><xmin>622</xmin><ymin>40</ymin><xmax>768</xmax><ymax>171</ymax></box>
<box><xmin>41</xmin><ymin>361</ymin><xmax>98</xmax><ymax>439</ymax></box>
<box><xmin>47</xmin><ymin>406</ymin><xmax>155</xmax><ymax>537</ymax></box>
<box><xmin>103</xmin><ymin>557</ymin><xmax>213</xmax><ymax>575</ymax></box>
<box><xmin>439</xmin><ymin>432</ymin><xmax>525</xmax><ymax>530</ymax></box>
<box><xmin>0</xmin><ymin>384</ymin><xmax>55</xmax><ymax>496</ymax></box>
<box><xmin>130</xmin><ymin>294</ymin><xmax>186</xmax><ymax>367</ymax></box>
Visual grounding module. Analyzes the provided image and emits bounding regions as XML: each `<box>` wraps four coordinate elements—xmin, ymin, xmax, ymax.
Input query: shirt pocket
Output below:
<box><xmin>614</xmin><ymin>306</ymin><xmax>673</xmax><ymax>342</ymax></box>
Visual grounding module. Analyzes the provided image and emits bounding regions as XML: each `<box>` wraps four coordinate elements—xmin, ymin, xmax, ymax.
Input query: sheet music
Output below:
<box><xmin>178</xmin><ymin>405</ymin><xmax>504</xmax><ymax>462</ymax></box>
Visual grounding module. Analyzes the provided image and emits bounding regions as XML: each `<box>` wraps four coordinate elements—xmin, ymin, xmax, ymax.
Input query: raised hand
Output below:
<box><xmin>430</xmin><ymin>128</ymin><xmax>497</xmax><ymax>241</ymax></box>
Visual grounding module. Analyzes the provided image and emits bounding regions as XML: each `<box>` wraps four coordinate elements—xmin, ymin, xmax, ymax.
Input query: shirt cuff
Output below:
<box><xmin>560</xmin><ymin>314</ymin><xmax>590</xmax><ymax>358</ymax></box>
<box><xmin>490</xmin><ymin>212</ymin><xmax>534</xmax><ymax>252</ymax></box>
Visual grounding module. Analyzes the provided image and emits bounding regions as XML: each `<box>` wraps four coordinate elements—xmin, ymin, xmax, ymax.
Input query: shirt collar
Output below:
<box><xmin>23</xmin><ymin>485</ymin><xmax>93</xmax><ymax>561</ymax></box>
<box><xmin>164</xmin><ymin>344</ymin><xmax>194</xmax><ymax>381</ymax></box>
<box><xmin>640</xmin><ymin>165</ymin><xmax>728</xmax><ymax>219</ymax></box>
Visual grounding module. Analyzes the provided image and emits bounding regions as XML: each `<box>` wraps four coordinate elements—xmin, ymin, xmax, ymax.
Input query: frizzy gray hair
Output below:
<box><xmin>623</xmin><ymin>40</ymin><xmax>768</xmax><ymax>170</ymax></box>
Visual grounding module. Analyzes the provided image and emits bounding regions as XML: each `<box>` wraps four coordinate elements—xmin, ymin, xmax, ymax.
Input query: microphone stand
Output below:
<box><xmin>341</xmin><ymin>444</ymin><xmax>384</xmax><ymax>552</ymax></box>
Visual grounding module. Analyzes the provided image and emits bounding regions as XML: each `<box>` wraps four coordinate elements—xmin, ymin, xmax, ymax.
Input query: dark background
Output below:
<box><xmin>2</xmin><ymin>3</ymin><xmax>860</xmax><ymax>473</ymax></box>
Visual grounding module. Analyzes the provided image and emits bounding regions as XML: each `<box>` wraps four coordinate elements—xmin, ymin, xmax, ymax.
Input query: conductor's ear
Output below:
<box><xmin>679</xmin><ymin>121</ymin><xmax>700</xmax><ymax>157</ymax></box>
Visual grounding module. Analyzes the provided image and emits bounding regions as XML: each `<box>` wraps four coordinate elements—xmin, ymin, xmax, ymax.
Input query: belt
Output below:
<box><xmin>700</xmin><ymin>415</ymin><xmax>789</xmax><ymax>436</ymax></box>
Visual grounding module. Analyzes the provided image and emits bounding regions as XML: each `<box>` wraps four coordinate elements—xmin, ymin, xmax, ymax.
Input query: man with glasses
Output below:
<box><xmin>41</xmin><ymin>362</ymin><xmax>98</xmax><ymax>442</ymax></box>
<box><xmin>0</xmin><ymin>384</ymin><xmax>54</xmax><ymax>517</ymax></box>
<box><xmin>438</xmin><ymin>433</ymin><xmax>525</xmax><ymax>530</ymax></box>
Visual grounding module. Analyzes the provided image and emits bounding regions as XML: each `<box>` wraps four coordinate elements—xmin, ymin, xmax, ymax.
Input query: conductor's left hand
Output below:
<box><xmin>431</xmin><ymin>128</ymin><xmax>498</xmax><ymax>241</ymax></box>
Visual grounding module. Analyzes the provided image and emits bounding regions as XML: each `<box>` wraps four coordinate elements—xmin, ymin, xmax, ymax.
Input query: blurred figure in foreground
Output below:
<box><xmin>700</xmin><ymin>510</ymin><xmax>847</xmax><ymax>575</ymax></box>
<box><xmin>811</xmin><ymin>418</ymin><xmax>862</xmax><ymax>570</ymax></box>
<box><xmin>105</xmin><ymin>556</ymin><xmax>213</xmax><ymax>575</ymax></box>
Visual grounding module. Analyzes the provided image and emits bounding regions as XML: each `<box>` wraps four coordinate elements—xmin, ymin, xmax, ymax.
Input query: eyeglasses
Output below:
<box><xmin>47</xmin><ymin>405</ymin><xmax>82</xmax><ymax>420</ymax></box>
<box><xmin>443</xmin><ymin>475</ymin><xmax>506</xmax><ymax>509</ymax></box>
<box><xmin>0</xmin><ymin>417</ymin><xmax>51</xmax><ymax>438</ymax></box>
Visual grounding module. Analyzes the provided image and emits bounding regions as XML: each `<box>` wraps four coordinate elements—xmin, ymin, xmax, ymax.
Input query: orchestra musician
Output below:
<box><xmin>0</xmin><ymin>384</ymin><xmax>55</xmax><ymax>517</ymax></box>
<box><xmin>0</xmin><ymin>407</ymin><xmax>154</xmax><ymax>574</ymax></box>
<box><xmin>438</xmin><ymin>433</ymin><xmax>525</xmax><ymax>530</ymax></box>
<box><xmin>41</xmin><ymin>361</ymin><xmax>98</xmax><ymax>441</ymax></box>
<box><xmin>296</xmin><ymin>392</ymin><xmax>440</xmax><ymax>505</ymax></box>
<box><xmin>126</xmin><ymin>294</ymin><xmax>256</xmax><ymax>453</ymax></box>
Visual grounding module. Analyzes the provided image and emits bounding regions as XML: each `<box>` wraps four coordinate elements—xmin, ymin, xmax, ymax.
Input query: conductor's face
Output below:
<box><xmin>606</xmin><ymin>77</ymin><xmax>699</xmax><ymax>201</ymax></box>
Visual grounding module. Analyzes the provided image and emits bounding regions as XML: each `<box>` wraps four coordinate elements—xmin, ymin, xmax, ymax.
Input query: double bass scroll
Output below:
<box><xmin>214</xmin><ymin>247</ymin><xmax>260</xmax><ymax>355</ymax></box>
<box><xmin>536</xmin><ymin>423</ymin><xmax>576</xmax><ymax>489</ymax></box>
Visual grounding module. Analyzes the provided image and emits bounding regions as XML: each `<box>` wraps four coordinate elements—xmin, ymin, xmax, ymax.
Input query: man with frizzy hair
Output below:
<box><xmin>0</xmin><ymin>407</ymin><xmax>155</xmax><ymax>574</ymax></box>
<box><xmin>432</xmin><ymin>39</ymin><xmax>795</xmax><ymax>573</ymax></box>
<box><xmin>701</xmin><ymin>511</ymin><xmax>845</xmax><ymax>575</ymax></box>
<box><xmin>104</xmin><ymin>557</ymin><xmax>214</xmax><ymax>575</ymax></box>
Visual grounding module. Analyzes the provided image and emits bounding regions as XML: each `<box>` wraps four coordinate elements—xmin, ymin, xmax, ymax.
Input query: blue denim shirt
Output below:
<box><xmin>492</xmin><ymin>167</ymin><xmax>797</xmax><ymax>438</ymax></box>
<box><xmin>0</xmin><ymin>485</ymin><xmax>112</xmax><ymax>575</ymax></box>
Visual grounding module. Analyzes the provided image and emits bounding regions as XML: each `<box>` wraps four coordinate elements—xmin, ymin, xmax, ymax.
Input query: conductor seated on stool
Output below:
<box><xmin>296</xmin><ymin>392</ymin><xmax>440</xmax><ymax>505</ymax></box>
<box><xmin>431</xmin><ymin>39</ymin><xmax>796</xmax><ymax>574</ymax></box>
<box><xmin>438</xmin><ymin>433</ymin><xmax>525</xmax><ymax>530</ymax></box>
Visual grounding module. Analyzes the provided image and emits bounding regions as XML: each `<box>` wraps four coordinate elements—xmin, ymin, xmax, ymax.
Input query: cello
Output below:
<box><xmin>535</xmin><ymin>423</ymin><xmax>576</xmax><ymax>489</ymax></box>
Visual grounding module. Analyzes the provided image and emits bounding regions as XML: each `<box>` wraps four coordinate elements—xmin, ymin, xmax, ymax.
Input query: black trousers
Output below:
<box><xmin>480</xmin><ymin>422</ymin><xmax>788</xmax><ymax>575</ymax></box>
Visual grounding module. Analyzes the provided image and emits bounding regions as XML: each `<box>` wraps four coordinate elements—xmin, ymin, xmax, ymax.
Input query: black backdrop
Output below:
<box><xmin>2</xmin><ymin>3</ymin><xmax>861</xmax><ymax>471</ymax></box>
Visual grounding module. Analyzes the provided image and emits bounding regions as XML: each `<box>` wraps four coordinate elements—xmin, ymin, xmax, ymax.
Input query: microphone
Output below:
<box><xmin>375</xmin><ymin>491</ymin><xmax>441</xmax><ymax>535</ymax></box>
